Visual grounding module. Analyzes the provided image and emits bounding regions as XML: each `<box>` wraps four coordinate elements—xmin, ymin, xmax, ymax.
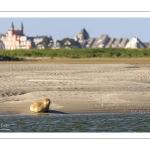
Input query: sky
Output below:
<box><xmin>0</xmin><ymin>18</ymin><xmax>150</xmax><ymax>42</ymax></box>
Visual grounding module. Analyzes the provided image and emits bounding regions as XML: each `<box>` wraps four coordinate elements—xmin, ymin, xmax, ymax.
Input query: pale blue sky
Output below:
<box><xmin>0</xmin><ymin>18</ymin><xmax>150</xmax><ymax>42</ymax></box>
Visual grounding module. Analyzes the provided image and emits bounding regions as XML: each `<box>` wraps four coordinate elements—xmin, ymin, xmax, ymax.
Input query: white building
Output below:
<box><xmin>33</xmin><ymin>36</ymin><xmax>45</xmax><ymax>46</ymax></box>
<box><xmin>1</xmin><ymin>23</ymin><xmax>33</xmax><ymax>50</ymax></box>
<box><xmin>125</xmin><ymin>37</ymin><xmax>147</xmax><ymax>49</ymax></box>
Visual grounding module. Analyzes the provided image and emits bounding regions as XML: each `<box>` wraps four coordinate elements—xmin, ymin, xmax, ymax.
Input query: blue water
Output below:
<box><xmin>0</xmin><ymin>113</ymin><xmax>150</xmax><ymax>132</ymax></box>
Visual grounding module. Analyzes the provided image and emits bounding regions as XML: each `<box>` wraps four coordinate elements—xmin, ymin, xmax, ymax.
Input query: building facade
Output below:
<box><xmin>125</xmin><ymin>37</ymin><xmax>147</xmax><ymax>49</ymax></box>
<box><xmin>73</xmin><ymin>28</ymin><xmax>149</xmax><ymax>49</ymax></box>
<box><xmin>1</xmin><ymin>23</ymin><xmax>33</xmax><ymax>50</ymax></box>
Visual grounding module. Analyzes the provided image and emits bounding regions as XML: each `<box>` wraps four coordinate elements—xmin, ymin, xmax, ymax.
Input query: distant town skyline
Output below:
<box><xmin>0</xmin><ymin>18</ymin><xmax>150</xmax><ymax>42</ymax></box>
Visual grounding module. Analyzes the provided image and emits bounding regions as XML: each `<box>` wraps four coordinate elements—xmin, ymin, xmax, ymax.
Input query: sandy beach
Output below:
<box><xmin>0</xmin><ymin>58</ymin><xmax>150</xmax><ymax>115</ymax></box>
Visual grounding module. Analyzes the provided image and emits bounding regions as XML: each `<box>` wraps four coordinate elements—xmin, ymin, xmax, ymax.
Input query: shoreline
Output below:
<box><xmin>0</xmin><ymin>61</ymin><xmax>150</xmax><ymax>115</ymax></box>
<box><xmin>1</xmin><ymin>57</ymin><xmax>150</xmax><ymax>65</ymax></box>
<box><xmin>1</xmin><ymin>101</ymin><xmax>150</xmax><ymax>116</ymax></box>
<box><xmin>0</xmin><ymin>111</ymin><xmax>149</xmax><ymax>116</ymax></box>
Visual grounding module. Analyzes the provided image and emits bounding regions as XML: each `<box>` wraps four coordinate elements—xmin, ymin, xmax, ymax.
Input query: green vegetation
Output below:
<box><xmin>0</xmin><ymin>55</ymin><xmax>23</xmax><ymax>61</ymax></box>
<box><xmin>56</xmin><ymin>38</ymin><xmax>80</xmax><ymax>48</ymax></box>
<box><xmin>1</xmin><ymin>48</ymin><xmax>150</xmax><ymax>60</ymax></box>
<box><xmin>37</xmin><ymin>36</ymin><xmax>52</xmax><ymax>48</ymax></box>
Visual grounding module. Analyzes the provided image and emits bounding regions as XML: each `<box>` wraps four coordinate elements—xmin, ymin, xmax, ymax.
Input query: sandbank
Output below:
<box><xmin>0</xmin><ymin>58</ymin><xmax>150</xmax><ymax>115</ymax></box>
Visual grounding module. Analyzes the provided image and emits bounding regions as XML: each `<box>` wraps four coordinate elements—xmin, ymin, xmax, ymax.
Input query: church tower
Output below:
<box><xmin>11</xmin><ymin>22</ymin><xmax>14</xmax><ymax>29</ymax></box>
<box><xmin>10</xmin><ymin>22</ymin><xmax>14</xmax><ymax>34</ymax></box>
<box><xmin>77</xmin><ymin>28</ymin><xmax>89</xmax><ymax>41</ymax></box>
<box><xmin>20</xmin><ymin>22</ymin><xmax>24</xmax><ymax>34</ymax></box>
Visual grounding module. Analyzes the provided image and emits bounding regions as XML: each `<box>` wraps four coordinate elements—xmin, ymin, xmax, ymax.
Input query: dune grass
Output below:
<box><xmin>1</xmin><ymin>48</ymin><xmax>150</xmax><ymax>60</ymax></box>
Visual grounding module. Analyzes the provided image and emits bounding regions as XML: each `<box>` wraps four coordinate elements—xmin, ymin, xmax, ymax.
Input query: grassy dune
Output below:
<box><xmin>1</xmin><ymin>48</ymin><xmax>150</xmax><ymax>60</ymax></box>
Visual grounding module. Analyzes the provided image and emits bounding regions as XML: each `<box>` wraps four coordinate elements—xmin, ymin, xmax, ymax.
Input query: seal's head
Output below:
<box><xmin>44</xmin><ymin>98</ymin><xmax>51</xmax><ymax>106</ymax></box>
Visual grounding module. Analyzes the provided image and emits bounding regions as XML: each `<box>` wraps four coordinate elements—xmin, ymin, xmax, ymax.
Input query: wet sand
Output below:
<box><xmin>0</xmin><ymin>58</ymin><xmax>150</xmax><ymax>115</ymax></box>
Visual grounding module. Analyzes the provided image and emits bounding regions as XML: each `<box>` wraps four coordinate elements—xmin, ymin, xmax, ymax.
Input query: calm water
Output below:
<box><xmin>0</xmin><ymin>113</ymin><xmax>150</xmax><ymax>132</ymax></box>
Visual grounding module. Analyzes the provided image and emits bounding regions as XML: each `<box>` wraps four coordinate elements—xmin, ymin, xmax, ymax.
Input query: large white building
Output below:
<box><xmin>0</xmin><ymin>22</ymin><xmax>33</xmax><ymax>50</ymax></box>
<box><xmin>0</xmin><ymin>23</ymin><xmax>53</xmax><ymax>50</ymax></box>
<box><xmin>125</xmin><ymin>37</ymin><xmax>147</xmax><ymax>49</ymax></box>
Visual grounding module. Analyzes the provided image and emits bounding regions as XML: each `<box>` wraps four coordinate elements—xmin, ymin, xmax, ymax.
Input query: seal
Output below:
<box><xmin>30</xmin><ymin>98</ymin><xmax>51</xmax><ymax>113</ymax></box>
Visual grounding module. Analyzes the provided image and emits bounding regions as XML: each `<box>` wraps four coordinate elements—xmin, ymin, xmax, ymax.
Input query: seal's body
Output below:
<box><xmin>30</xmin><ymin>98</ymin><xmax>51</xmax><ymax>113</ymax></box>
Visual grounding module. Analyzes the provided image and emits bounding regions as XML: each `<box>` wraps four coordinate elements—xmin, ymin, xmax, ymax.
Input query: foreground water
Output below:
<box><xmin>0</xmin><ymin>113</ymin><xmax>150</xmax><ymax>132</ymax></box>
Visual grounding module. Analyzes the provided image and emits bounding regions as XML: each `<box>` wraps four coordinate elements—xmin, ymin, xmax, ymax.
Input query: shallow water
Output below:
<box><xmin>0</xmin><ymin>113</ymin><xmax>150</xmax><ymax>132</ymax></box>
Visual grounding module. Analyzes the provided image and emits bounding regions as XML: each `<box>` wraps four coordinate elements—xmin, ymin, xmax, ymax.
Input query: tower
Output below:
<box><xmin>77</xmin><ymin>28</ymin><xmax>89</xmax><ymax>41</ymax></box>
<box><xmin>11</xmin><ymin>22</ymin><xmax>14</xmax><ymax>29</ymax></box>
<box><xmin>10</xmin><ymin>22</ymin><xmax>14</xmax><ymax>35</ymax></box>
<box><xmin>20</xmin><ymin>22</ymin><xmax>24</xmax><ymax>34</ymax></box>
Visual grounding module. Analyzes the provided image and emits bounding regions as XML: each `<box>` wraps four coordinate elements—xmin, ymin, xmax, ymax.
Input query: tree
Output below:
<box><xmin>42</xmin><ymin>36</ymin><xmax>50</xmax><ymax>48</ymax></box>
<box><xmin>56</xmin><ymin>38</ymin><xmax>80</xmax><ymax>48</ymax></box>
